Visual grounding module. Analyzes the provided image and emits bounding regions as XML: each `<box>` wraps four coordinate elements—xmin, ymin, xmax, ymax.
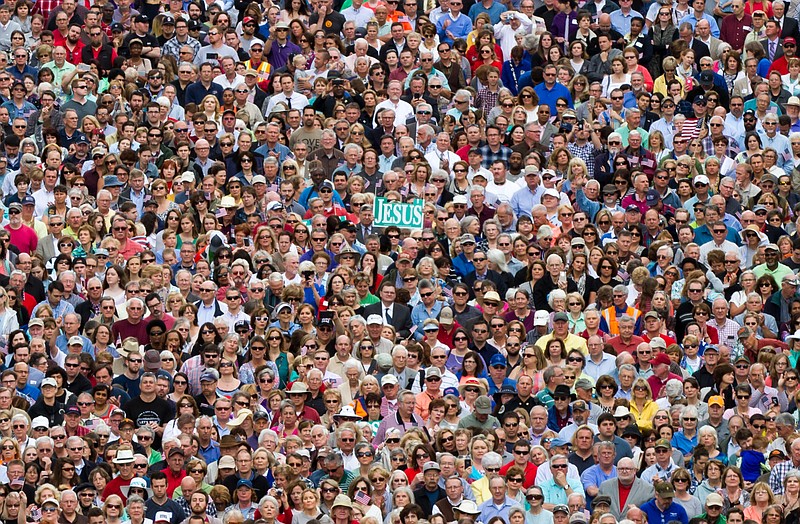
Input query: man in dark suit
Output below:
<box><xmin>761</xmin><ymin>19</ymin><xmax>784</xmax><ymax>61</ymax></box>
<box><xmin>463</xmin><ymin>251</ymin><xmax>509</xmax><ymax>300</ymax></box>
<box><xmin>774</xmin><ymin>1</ymin><xmax>800</xmax><ymax>42</ymax></box>
<box><xmin>117</xmin><ymin>169</ymin><xmax>152</xmax><ymax>213</ymax></box>
<box><xmin>679</xmin><ymin>21</ymin><xmax>710</xmax><ymax>65</ymax></box>
<box><xmin>413</xmin><ymin>462</ymin><xmax>447</xmax><ymax>515</ymax></box>
<box><xmin>355</xmin><ymin>205</ymin><xmax>378</xmax><ymax>244</ymax></box>
<box><xmin>363</xmin><ymin>282</ymin><xmax>413</xmax><ymax>340</ymax></box>
<box><xmin>193</xmin><ymin>281</ymin><xmax>228</xmax><ymax>325</ymax></box>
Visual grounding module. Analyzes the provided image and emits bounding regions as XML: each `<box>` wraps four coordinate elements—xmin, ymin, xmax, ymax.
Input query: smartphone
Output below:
<box><xmin>243</xmin><ymin>237</ymin><xmax>251</xmax><ymax>246</ymax></box>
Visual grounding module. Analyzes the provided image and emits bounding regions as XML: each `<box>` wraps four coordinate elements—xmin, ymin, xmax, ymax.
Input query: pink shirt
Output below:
<box><xmin>4</xmin><ymin>224</ymin><xmax>37</xmax><ymax>254</ymax></box>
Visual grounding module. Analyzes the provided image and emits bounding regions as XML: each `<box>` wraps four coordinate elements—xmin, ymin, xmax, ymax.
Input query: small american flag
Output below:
<box><xmin>354</xmin><ymin>491</ymin><xmax>371</xmax><ymax>506</ymax></box>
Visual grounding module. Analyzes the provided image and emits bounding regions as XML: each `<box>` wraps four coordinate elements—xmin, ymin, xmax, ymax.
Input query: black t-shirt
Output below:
<box><xmin>123</xmin><ymin>396</ymin><xmax>175</xmax><ymax>448</ymax></box>
<box><xmin>308</xmin><ymin>11</ymin><xmax>345</xmax><ymax>35</ymax></box>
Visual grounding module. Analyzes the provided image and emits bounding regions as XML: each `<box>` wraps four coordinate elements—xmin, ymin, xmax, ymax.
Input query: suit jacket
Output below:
<box><xmin>379</xmin><ymin>39</ymin><xmax>407</xmax><ymax>62</ymax></box>
<box><xmin>781</xmin><ymin>17</ymin><xmax>800</xmax><ymax>42</ymax></box>
<box><xmin>401</xmin><ymin>93</ymin><xmax>441</xmax><ymax>123</ymax></box>
<box><xmin>118</xmin><ymin>187</ymin><xmax>152</xmax><ymax>207</ymax></box>
<box><xmin>689</xmin><ymin>38</ymin><xmax>711</xmax><ymax>65</ymax></box>
<box><xmin>363</xmin><ymin>301</ymin><xmax>413</xmax><ymax>339</ymax></box>
<box><xmin>761</xmin><ymin>37</ymin><xmax>785</xmax><ymax>61</ymax></box>
<box><xmin>598</xmin><ymin>477</ymin><xmax>655</xmax><ymax>520</ymax></box>
<box><xmin>700</xmin><ymin>36</ymin><xmax>725</xmax><ymax>60</ymax></box>
<box><xmin>35</xmin><ymin>234</ymin><xmax>58</xmax><ymax>262</ymax></box>
<box><xmin>463</xmin><ymin>270</ymin><xmax>511</xmax><ymax>300</ymax></box>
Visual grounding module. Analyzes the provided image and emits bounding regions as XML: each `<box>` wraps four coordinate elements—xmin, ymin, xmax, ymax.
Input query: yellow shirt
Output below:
<box><xmin>534</xmin><ymin>332</ymin><xmax>589</xmax><ymax>357</ymax></box>
<box><xmin>630</xmin><ymin>399</ymin><xmax>660</xmax><ymax>430</ymax></box>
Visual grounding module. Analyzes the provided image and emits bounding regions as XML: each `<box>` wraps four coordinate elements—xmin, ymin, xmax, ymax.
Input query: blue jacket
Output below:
<box><xmin>501</xmin><ymin>59</ymin><xmax>529</xmax><ymax>96</ymax></box>
<box><xmin>452</xmin><ymin>252</ymin><xmax>475</xmax><ymax>279</ymax></box>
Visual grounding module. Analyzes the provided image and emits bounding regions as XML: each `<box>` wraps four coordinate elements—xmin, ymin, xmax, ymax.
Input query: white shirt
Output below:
<box><xmin>374</xmin><ymin>99</ymin><xmax>415</xmax><ymax>127</ymax></box>
<box><xmin>486</xmin><ymin>178</ymin><xmax>524</xmax><ymax>203</ymax></box>
<box><xmin>213</xmin><ymin>73</ymin><xmax>245</xmax><ymax>90</ymax></box>
<box><xmin>425</xmin><ymin>149</ymin><xmax>461</xmax><ymax>175</ymax></box>
<box><xmin>32</xmin><ymin>187</ymin><xmax>55</xmax><ymax>218</ymax></box>
<box><xmin>265</xmin><ymin>91</ymin><xmax>310</xmax><ymax>114</ymax></box>
<box><xmin>198</xmin><ymin>299</ymin><xmax>227</xmax><ymax>325</ymax></box>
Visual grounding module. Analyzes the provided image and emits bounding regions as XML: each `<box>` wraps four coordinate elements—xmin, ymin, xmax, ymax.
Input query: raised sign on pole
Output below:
<box><xmin>373</xmin><ymin>197</ymin><xmax>424</xmax><ymax>230</ymax></box>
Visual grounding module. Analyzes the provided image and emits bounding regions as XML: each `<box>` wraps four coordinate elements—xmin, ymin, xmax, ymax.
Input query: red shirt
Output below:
<box><xmin>161</xmin><ymin>467</ymin><xmax>186</xmax><ymax>497</ymax></box>
<box><xmin>102</xmin><ymin>474</ymin><xmax>133</xmax><ymax>502</ymax></box>
<box><xmin>647</xmin><ymin>372</ymin><xmax>683</xmax><ymax>399</ymax></box>
<box><xmin>499</xmin><ymin>460</ymin><xmax>538</xmax><ymax>489</ymax></box>
<box><xmin>64</xmin><ymin>41</ymin><xmax>85</xmax><ymax>65</ymax></box>
<box><xmin>618</xmin><ymin>481</ymin><xmax>633</xmax><ymax>510</ymax></box>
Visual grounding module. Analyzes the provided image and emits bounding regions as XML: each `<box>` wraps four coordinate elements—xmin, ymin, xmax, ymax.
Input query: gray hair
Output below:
<box><xmin>481</xmin><ymin>452</ymin><xmax>503</xmax><ymax>468</ymax></box>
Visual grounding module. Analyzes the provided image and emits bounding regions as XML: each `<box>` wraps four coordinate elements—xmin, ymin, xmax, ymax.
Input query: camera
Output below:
<box><xmin>302</xmin><ymin>270</ymin><xmax>314</xmax><ymax>278</ymax></box>
<box><xmin>507</xmin><ymin>12</ymin><xmax>516</xmax><ymax>20</ymax></box>
<box><xmin>332</xmin><ymin>79</ymin><xmax>345</xmax><ymax>86</ymax></box>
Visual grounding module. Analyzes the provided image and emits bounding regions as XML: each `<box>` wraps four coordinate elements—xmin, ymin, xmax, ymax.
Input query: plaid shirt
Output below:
<box><xmin>32</xmin><ymin>0</ymin><xmax>60</xmax><ymax>20</ymax></box>
<box><xmin>701</xmin><ymin>134</ymin><xmax>741</xmax><ymax>157</ymax></box>
<box><xmin>769</xmin><ymin>459</ymin><xmax>800</xmax><ymax>494</ymax></box>
<box><xmin>476</xmin><ymin>87</ymin><xmax>500</xmax><ymax>116</ymax></box>
<box><xmin>176</xmin><ymin>497</ymin><xmax>218</xmax><ymax>518</ymax></box>
<box><xmin>179</xmin><ymin>354</ymin><xmax>210</xmax><ymax>396</ymax></box>
<box><xmin>568</xmin><ymin>141</ymin><xmax>598</xmax><ymax>178</ymax></box>
<box><xmin>479</xmin><ymin>144</ymin><xmax>513</xmax><ymax>169</ymax></box>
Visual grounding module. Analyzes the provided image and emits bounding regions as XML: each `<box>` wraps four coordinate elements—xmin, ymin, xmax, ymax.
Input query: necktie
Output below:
<box><xmin>770</xmin><ymin>40</ymin><xmax>777</xmax><ymax>60</ymax></box>
<box><xmin>385</xmin><ymin>307</ymin><xmax>393</xmax><ymax>324</ymax></box>
<box><xmin>286</xmin><ymin>96</ymin><xmax>292</xmax><ymax>109</ymax></box>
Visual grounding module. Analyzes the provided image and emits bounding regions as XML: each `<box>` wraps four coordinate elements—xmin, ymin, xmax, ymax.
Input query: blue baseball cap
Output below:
<box><xmin>489</xmin><ymin>354</ymin><xmax>507</xmax><ymax>368</ymax></box>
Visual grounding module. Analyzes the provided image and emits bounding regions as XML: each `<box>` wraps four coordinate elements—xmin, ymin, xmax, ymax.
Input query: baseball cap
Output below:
<box><xmin>655</xmin><ymin>438</ymin><xmax>671</xmax><ymax>449</ymax></box>
<box><xmin>474</xmin><ymin>395</ymin><xmax>492</xmax><ymax>415</ymax></box>
<box><xmin>489</xmin><ymin>354</ymin><xmax>507</xmax><ymax>368</ymax></box>
<box><xmin>534</xmin><ymin>310</ymin><xmax>550</xmax><ymax>326</ymax></box>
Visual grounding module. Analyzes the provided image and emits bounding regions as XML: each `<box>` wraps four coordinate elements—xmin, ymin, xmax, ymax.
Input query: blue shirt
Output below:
<box><xmin>640</xmin><ymin>499</ymin><xmax>689</xmax><ymax>524</ymax></box>
<box><xmin>609</xmin><ymin>9</ymin><xmax>643</xmax><ymax>36</ymax></box>
<box><xmin>477</xmin><ymin>497</ymin><xmax>516</xmax><ymax>523</ymax></box>
<box><xmin>452</xmin><ymin>253</ymin><xmax>475</xmax><ymax>279</ymax></box>
<box><xmin>199</xmin><ymin>441</ymin><xmax>220</xmax><ymax>465</ymax></box>
<box><xmin>759</xmin><ymin>131</ymin><xmax>794</xmax><ymax>173</ymax></box>
<box><xmin>411</xmin><ymin>300</ymin><xmax>444</xmax><ymax>340</ymax></box>
<box><xmin>534</xmin><ymin>81</ymin><xmax>573</xmax><ymax>113</ymax></box>
<box><xmin>184</xmin><ymin>81</ymin><xmax>224</xmax><ymax>106</ymax></box>
<box><xmin>671</xmin><ymin>431</ymin><xmax>698</xmax><ymax>457</ymax></box>
<box><xmin>540</xmin><ymin>477</ymin><xmax>585</xmax><ymax>506</ymax></box>
<box><xmin>510</xmin><ymin>185</ymin><xmax>544</xmax><ymax>219</ymax></box>
<box><xmin>468</xmin><ymin>0</ymin><xmax>507</xmax><ymax>23</ymax></box>
<box><xmin>254</xmin><ymin>143</ymin><xmax>292</xmax><ymax>165</ymax></box>
<box><xmin>679</xmin><ymin>11</ymin><xmax>720</xmax><ymax>37</ymax></box>
<box><xmin>580</xmin><ymin>465</ymin><xmax>617</xmax><ymax>507</ymax></box>
<box><xmin>55</xmin><ymin>334</ymin><xmax>96</xmax><ymax>357</ymax></box>
<box><xmin>436</xmin><ymin>12</ymin><xmax>473</xmax><ymax>44</ymax></box>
